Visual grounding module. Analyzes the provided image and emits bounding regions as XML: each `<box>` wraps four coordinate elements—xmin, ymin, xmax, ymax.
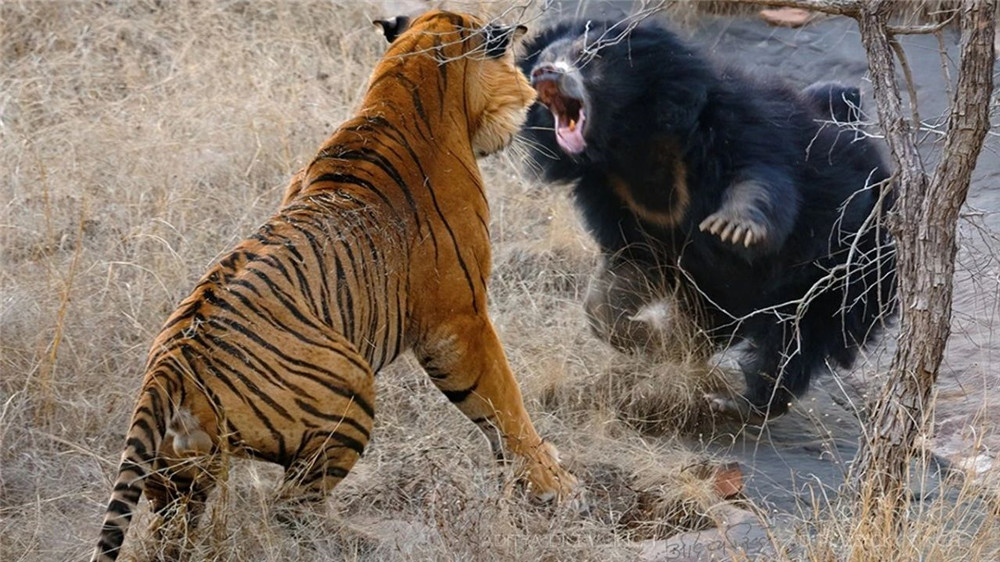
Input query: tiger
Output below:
<box><xmin>92</xmin><ymin>11</ymin><xmax>579</xmax><ymax>561</ymax></box>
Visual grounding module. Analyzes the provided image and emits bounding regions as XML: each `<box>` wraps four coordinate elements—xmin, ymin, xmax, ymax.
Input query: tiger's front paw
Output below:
<box><xmin>523</xmin><ymin>442</ymin><xmax>586</xmax><ymax>510</ymax></box>
<box><xmin>698</xmin><ymin>211</ymin><xmax>769</xmax><ymax>248</ymax></box>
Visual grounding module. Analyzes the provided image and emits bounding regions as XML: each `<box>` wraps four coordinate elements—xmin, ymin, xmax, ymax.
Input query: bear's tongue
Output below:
<box><xmin>554</xmin><ymin>107</ymin><xmax>586</xmax><ymax>154</ymax></box>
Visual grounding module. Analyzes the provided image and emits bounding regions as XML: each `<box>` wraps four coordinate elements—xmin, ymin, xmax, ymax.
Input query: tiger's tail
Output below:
<box><xmin>91</xmin><ymin>384</ymin><xmax>171</xmax><ymax>562</ymax></box>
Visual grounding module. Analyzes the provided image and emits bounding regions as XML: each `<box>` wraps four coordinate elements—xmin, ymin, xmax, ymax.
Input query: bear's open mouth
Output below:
<box><xmin>534</xmin><ymin>78</ymin><xmax>587</xmax><ymax>155</ymax></box>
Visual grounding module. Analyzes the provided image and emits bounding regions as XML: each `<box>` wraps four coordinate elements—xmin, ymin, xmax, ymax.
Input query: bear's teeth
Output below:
<box><xmin>568</xmin><ymin>119</ymin><xmax>577</xmax><ymax>132</ymax></box>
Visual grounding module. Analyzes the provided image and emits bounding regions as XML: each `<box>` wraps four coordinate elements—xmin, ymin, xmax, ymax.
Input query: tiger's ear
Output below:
<box><xmin>373</xmin><ymin>16</ymin><xmax>411</xmax><ymax>43</ymax></box>
<box><xmin>484</xmin><ymin>23</ymin><xmax>529</xmax><ymax>58</ymax></box>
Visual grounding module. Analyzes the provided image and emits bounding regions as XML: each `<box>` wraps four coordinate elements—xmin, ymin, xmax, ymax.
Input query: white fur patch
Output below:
<box><xmin>629</xmin><ymin>299</ymin><xmax>672</xmax><ymax>330</ymax></box>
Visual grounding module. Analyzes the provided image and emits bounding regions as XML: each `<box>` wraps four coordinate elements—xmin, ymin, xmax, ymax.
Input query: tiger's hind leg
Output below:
<box><xmin>273</xmin><ymin>428</ymin><xmax>373</xmax><ymax>539</ymax></box>
<box><xmin>273</xmin><ymin>349</ymin><xmax>375</xmax><ymax>529</ymax></box>
<box><xmin>277</xmin><ymin>428</ymin><xmax>371</xmax><ymax>505</ymax></box>
<box><xmin>416</xmin><ymin>316</ymin><xmax>580</xmax><ymax>505</ymax></box>
<box><xmin>143</xmin><ymin>424</ymin><xmax>221</xmax><ymax>561</ymax></box>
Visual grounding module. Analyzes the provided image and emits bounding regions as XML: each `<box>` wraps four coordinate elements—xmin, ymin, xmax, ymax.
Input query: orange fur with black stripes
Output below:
<box><xmin>91</xmin><ymin>12</ymin><xmax>577</xmax><ymax>561</ymax></box>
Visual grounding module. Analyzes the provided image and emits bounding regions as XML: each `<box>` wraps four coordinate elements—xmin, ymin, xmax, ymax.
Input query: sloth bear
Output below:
<box><xmin>519</xmin><ymin>20</ymin><xmax>895</xmax><ymax>420</ymax></box>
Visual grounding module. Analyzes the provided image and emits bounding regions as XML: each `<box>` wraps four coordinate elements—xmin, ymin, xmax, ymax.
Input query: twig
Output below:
<box><xmin>889</xmin><ymin>37</ymin><xmax>922</xmax><ymax>132</ymax></box>
<box><xmin>937</xmin><ymin>30</ymin><xmax>955</xmax><ymax>104</ymax></box>
<box><xmin>886</xmin><ymin>14</ymin><xmax>958</xmax><ymax>36</ymax></box>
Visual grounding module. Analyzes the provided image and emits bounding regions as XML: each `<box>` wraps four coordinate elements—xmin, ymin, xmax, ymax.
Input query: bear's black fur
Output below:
<box><xmin>520</xmin><ymin>20</ymin><xmax>896</xmax><ymax>419</ymax></box>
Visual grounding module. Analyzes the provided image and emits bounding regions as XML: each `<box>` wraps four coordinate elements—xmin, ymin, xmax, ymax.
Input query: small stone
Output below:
<box><xmin>713</xmin><ymin>462</ymin><xmax>743</xmax><ymax>499</ymax></box>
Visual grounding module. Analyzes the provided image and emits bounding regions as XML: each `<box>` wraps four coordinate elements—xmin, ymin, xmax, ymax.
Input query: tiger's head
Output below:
<box><xmin>373</xmin><ymin>11</ymin><xmax>535</xmax><ymax>157</ymax></box>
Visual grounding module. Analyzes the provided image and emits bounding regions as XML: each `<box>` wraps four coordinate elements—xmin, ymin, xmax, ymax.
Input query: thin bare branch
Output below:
<box><xmin>937</xmin><ymin>30</ymin><xmax>955</xmax><ymax>106</ymax></box>
<box><xmin>889</xmin><ymin>37</ymin><xmax>922</xmax><ymax>132</ymax></box>
<box><xmin>886</xmin><ymin>13</ymin><xmax>958</xmax><ymax>35</ymax></box>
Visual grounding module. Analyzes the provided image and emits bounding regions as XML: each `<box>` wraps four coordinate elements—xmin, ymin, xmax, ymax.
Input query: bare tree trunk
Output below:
<box><xmin>852</xmin><ymin>0</ymin><xmax>995</xmax><ymax>512</ymax></box>
<box><xmin>727</xmin><ymin>0</ymin><xmax>996</xmax><ymax>524</ymax></box>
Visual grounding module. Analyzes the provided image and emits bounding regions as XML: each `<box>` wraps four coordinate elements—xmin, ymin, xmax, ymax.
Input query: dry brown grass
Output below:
<box><xmin>2</xmin><ymin>1</ymin><xmax>997</xmax><ymax>561</ymax></box>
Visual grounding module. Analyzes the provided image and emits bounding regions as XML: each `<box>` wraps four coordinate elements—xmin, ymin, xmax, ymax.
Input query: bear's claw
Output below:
<box><xmin>699</xmin><ymin>212</ymin><xmax>767</xmax><ymax>247</ymax></box>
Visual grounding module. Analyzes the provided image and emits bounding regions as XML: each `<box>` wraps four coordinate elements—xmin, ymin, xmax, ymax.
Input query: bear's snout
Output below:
<box><xmin>531</xmin><ymin>64</ymin><xmax>564</xmax><ymax>86</ymax></box>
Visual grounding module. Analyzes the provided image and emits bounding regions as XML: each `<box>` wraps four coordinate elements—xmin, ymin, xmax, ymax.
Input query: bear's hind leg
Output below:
<box><xmin>584</xmin><ymin>257</ymin><xmax>664</xmax><ymax>354</ymax></box>
<box><xmin>710</xmin><ymin>322</ymin><xmax>824</xmax><ymax>421</ymax></box>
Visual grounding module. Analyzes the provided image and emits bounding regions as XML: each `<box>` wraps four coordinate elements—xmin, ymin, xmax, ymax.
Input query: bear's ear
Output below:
<box><xmin>373</xmin><ymin>16</ymin><xmax>411</xmax><ymax>43</ymax></box>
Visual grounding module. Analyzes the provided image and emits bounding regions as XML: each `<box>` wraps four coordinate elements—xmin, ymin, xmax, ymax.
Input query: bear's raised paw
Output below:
<box><xmin>699</xmin><ymin>210</ymin><xmax>769</xmax><ymax>247</ymax></box>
